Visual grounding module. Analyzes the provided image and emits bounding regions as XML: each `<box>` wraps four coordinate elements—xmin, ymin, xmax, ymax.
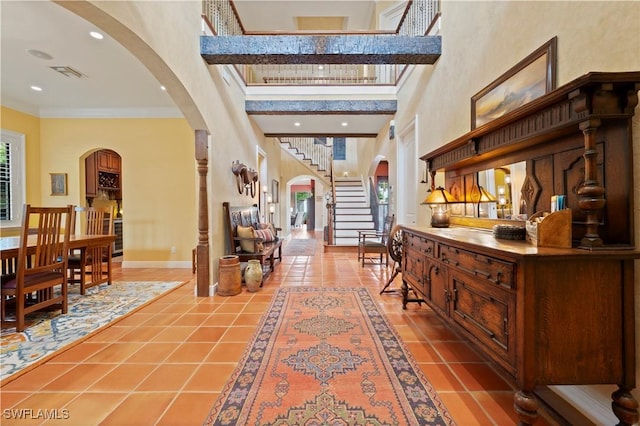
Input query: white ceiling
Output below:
<box><xmin>0</xmin><ymin>1</ymin><xmax>399</xmax><ymax>136</ymax></box>
<box><xmin>232</xmin><ymin>0</ymin><xmax>378</xmax><ymax>32</ymax></box>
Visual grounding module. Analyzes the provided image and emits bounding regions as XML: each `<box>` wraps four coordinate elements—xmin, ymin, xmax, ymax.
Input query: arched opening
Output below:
<box><xmin>80</xmin><ymin>148</ymin><xmax>124</xmax><ymax>258</ymax></box>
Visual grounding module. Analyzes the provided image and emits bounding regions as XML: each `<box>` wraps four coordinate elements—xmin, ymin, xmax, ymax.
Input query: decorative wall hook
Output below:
<box><xmin>231</xmin><ymin>160</ymin><xmax>258</xmax><ymax>197</ymax></box>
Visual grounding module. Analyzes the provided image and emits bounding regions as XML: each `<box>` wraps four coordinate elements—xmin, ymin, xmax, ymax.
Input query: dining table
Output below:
<box><xmin>1</xmin><ymin>234</ymin><xmax>117</xmax><ymax>288</ymax></box>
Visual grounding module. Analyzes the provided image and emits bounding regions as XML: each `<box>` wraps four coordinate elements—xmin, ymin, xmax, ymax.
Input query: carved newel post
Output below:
<box><xmin>195</xmin><ymin>130</ymin><xmax>210</xmax><ymax>296</ymax></box>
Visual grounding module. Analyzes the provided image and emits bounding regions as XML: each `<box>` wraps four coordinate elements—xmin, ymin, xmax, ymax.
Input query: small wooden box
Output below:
<box><xmin>525</xmin><ymin>209</ymin><xmax>572</xmax><ymax>248</ymax></box>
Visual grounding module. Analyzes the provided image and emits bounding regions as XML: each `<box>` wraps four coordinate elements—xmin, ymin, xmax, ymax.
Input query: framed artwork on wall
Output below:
<box><xmin>471</xmin><ymin>36</ymin><xmax>557</xmax><ymax>129</ymax></box>
<box><xmin>50</xmin><ymin>173</ymin><xmax>67</xmax><ymax>196</ymax></box>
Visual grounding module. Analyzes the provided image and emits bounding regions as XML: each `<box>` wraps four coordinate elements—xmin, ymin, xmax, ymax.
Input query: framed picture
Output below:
<box><xmin>271</xmin><ymin>179</ymin><xmax>279</xmax><ymax>203</ymax></box>
<box><xmin>471</xmin><ymin>36</ymin><xmax>557</xmax><ymax>129</ymax></box>
<box><xmin>50</xmin><ymin>173</ymin><xmax>67</xmax><ymax>196</ymax></box>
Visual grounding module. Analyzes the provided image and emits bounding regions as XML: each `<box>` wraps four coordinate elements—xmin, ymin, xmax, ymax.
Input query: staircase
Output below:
<box><xmin>280</xmin><ymin>137</ymin><xmax>332</xmax><ymax>185</ymax></box>
<box><xmin>278</xmin><ymin>138</ymin><xmax>376</xmax><ymax>245</ymax></box>
<box><xmin>332</xmin><ymin>177</ymin><xmax>375</xmax><ymax>246</ymax></box>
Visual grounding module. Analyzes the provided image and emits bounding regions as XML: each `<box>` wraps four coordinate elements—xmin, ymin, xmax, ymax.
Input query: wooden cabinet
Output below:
<box><xmin>97</xmin><ymin>150</ymin><xmax>120</xmax><ymax>173</ymax></box>
<box><xmin>401</xmin><ymin>226</ymin><xmax>638</xmax><ymax>425</ymax></box>
<box><xmin>412</xmin><ymin>73</ymin><xmax>640</xmax><ymax>424</ymax></box>
<box><xmin>85</xmin><ymin>150</ymin><xmax>122</xmax><ymax>201</ymax></box>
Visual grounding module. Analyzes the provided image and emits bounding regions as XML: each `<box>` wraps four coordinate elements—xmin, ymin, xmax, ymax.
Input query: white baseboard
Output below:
<box><xmin>194</xmin><ymin>282</ymin><xmax>217</xmax><ymax>297</ymax></box>
<box><xmin>549</xmin><ymin>385</ymin><xmax>617</xmax><ymax>425</ymax></box>
<box><xmin>120</xmin><ymin>260</ymin><xmax>193</xmax><ymax>269</ymax></box>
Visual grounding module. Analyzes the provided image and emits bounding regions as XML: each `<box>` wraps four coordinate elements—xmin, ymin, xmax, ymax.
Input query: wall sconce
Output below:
<box><xmin>269</xmin><ymin>204</ymin><xmax>275</xmax><ymax>223</ymax></box>
<box><xmin>267</xmin><ymin>194</ymin><xmax>273</xmax><ymax>204</ymax></box>
<box><xmin>421</xmin><ymin>187</ymin><xmax>460</xmax><ymax>228</ymax></box>
<box><xmin>389</xmin><ymin>120</ymin><xmax>395</xmax><ymax>140</ymax></box>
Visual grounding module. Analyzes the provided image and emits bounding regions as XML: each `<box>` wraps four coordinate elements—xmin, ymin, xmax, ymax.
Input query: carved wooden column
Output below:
<box><xmin>577</xmin><ymin>118</ymin><xmax>605</xmax><ymax>248</ymax></box>
<box><xmin>325</xmin><ymin>202</ymin><xmax>334</xmax><ymax>245</ymax></box>
<box><xmin>195</xmin><ymin>130</ymin><xmax>210</xmax><ymax>297</ymax></box>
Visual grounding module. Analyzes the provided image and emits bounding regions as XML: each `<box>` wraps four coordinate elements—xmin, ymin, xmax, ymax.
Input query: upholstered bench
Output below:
<box><xmin>223</xmin><ymin>202</ymin><xmax>282</xmax><ymax>278</ymax></box>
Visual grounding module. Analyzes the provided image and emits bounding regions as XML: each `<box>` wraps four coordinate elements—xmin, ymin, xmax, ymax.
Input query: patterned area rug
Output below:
<box><xmin>204</xmin><ymin>287</ymin><xmax>455</xmax><ymax>425</ymax></box>
<box><xmin>282</xmin><ymin>238</ymin><xmax>317</xmax><ymax>256</ymax></box>
<box><xmin>0</xmin><ymin>281</ymin><xmax>184</xmax><ymax>381</ymax></box>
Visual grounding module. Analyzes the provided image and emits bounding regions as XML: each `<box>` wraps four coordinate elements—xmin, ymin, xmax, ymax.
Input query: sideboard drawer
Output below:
<box><xmin>440</xmin><ymin>244</ymin><xmax>515</xmax><ymax>289</ymax></box>
<box><xmin>404</xmin><ymin>232</ymin><xmax>436</xmax><ymax>258</ymax></box>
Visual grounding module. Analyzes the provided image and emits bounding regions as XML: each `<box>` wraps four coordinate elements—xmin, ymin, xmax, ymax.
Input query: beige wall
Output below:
<box><xmin>0</xmin><ymin>107</ymin><xmax>42</xmax><ymax>218</ymax></box>
<box><xmin>41</xmin><ymin>117</ymin><xmax>196</xmax><ymax>263</ymax></box>
<box><xmin>384</xmin><ymin>1</ymin><xmax>640</xmax><ymax>422</ymax></box>
<box><xmin>58</xmin><ymin>1</ymin><xmax>274</xmax><ymax>277</ymax></box>
<box><xmin>387</xmin><ymin>1</ymin><xmax>640</xmax><ymax>230</ymax></box>
<box><xmin>1</xmin><ymin>107</ymin><xmax>198</xmax><ymax>263</ymax></box>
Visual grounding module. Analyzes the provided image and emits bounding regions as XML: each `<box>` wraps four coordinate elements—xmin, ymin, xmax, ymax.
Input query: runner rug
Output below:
<box><xmin>281</xmin><ymin>238</ymin><xmax>317</xmax><ymax>256</ymax></box>
<box><xmin>204</xmin><ymin>287</ymin><xmax>455</xmax><ymax>425</ymax></box>
<box><xmin>0</xmin><ymin>280</ymin><xmax>184</xmax><ymax>382</ymax></box>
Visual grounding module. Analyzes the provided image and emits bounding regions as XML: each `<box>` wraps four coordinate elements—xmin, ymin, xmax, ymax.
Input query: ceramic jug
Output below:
<box><xmin>244</xmin><ymin>260</ymin><xmax>263</xmax><ymax>292</ymax></box>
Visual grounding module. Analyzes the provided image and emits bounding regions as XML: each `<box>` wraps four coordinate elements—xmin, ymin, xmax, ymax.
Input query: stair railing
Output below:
<box><xmin>280</xmin><ymin>137</ymin><xmax>333</xmax><ymax>177</ymax></box>
<box><xmin>327</xmin><ymin>159</ymin><xmax>336</xmax><ymax>245</ymax></box>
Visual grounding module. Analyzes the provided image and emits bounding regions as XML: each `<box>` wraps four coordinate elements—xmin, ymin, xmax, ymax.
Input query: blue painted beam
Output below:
<box><xmin>201</xmin><ymin>35</ymin><xmax>441</xmax><ymax>64</ymax></box>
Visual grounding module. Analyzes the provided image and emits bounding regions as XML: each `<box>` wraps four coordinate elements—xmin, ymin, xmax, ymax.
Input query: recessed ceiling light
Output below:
<box><xmin>30</xmin><ymin>86</ymin><xmax>43</xmax><ymax>92</ymax></box>
<box><xmin>294</xmin><ymin>122</ymin><xmax>301</xmax><ymax>127</ymax></box>
<box><xmin>341</xmin><ymin>122</ymin><xmax>348</xmax><ymax>127</ymax></box>
<box><xmin>27</xmin><ymin>49</ymin><xmax>53</xmax><ymax>60</ymax></box>
<box><xmin>318</xmin><ymin>65</ymin><xmax>324</xmax><ymax>70</ymax></box>
<box><xmin>160</xmin><ymin>85</ymin><xmax>166</xmax><ymax>91</ymax></box>
<box><xmin>89</xmin><ymin>31</ymin><xmax>104</xmax><ymax>40</ymax></box>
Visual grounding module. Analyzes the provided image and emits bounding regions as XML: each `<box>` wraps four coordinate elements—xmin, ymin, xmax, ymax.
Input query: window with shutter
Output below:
<box><xmin>0</xmin><ymin>130</ymin><xmax>26</xmax><ymax>227</ymax></box>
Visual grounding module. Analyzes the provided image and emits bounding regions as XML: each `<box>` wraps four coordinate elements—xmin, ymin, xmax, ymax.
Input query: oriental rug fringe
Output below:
<box><xmin>204</xmin><ymin>287</ymin><xmax>455</xmax><ymax>425</ymax></box>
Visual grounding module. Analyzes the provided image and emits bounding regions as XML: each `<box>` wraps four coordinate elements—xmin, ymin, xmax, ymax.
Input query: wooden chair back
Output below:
<box><xmin>68</xmin><ymin>207</ymin><xmax>114</xmax><ymax>294</ymax></box>
<box><xmin>72</xmin><ymin>206</ymin><xmax>113</xmax><ymax>236</ymax></box>
<box><xmin>380</xmin><ymin>214</ymin><xmax>395</xmax><ymax>245</ymax></box>
<box><xmin>24</xmin><ymin>205</ymin><xmax>73</xmax><ymax>272</ymax></box>
<box><xmin>1</xmin><ymin>204</ymin><xmax>73</xmax><ymax>331</ymax></box>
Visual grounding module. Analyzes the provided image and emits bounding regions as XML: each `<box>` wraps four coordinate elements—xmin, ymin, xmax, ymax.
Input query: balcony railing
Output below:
<box><xmin>202</xmin><ymin>0</ymin><xmax>440</xmax><ymax>86</ymax></box>
<box><xmin>243</xmin><ymin>64</ymin><xmax>399</xmax><ymax>86</ymax></box>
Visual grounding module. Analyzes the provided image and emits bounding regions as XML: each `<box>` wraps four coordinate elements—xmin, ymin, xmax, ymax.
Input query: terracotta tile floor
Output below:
<box><xmin>0</xmin><ymin>230</ymin><xmax>562</xmax><ymax>425</ymax></box>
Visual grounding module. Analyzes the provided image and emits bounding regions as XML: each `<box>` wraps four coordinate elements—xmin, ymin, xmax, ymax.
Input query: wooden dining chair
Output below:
<box><xmin>1</xmin><ymin>205</ymin><xmax>73</xmax><ymax>332</ymax></box>
<box><xmin>68</xmin><ymin>206</ymin><xmax>114</xmax><ymax>294</ymax></box>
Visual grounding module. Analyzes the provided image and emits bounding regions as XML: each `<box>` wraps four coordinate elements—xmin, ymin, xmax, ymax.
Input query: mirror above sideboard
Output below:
<box><xmin>421</xmin><ymin>71</ymin><xmax>640</xmax><ymax>248</ymax></box>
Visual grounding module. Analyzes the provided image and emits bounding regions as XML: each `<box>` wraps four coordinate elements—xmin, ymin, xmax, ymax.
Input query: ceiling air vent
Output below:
<box><xmin>50</xmin><ymin>66</ymin><xmax>86</xmax><ymax>78</ymax></box>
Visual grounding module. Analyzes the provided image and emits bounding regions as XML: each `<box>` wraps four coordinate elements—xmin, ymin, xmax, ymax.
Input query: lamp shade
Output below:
<box><xmin>478</xmin><ymin>186</ymin><xmax>497</xmax><ymax>203</ymax></box>
<box><xmin>469</xmin><ymin>185</ymin><xmax>497</xmax><ymax>204</ymax></box>
<box><xmin>421</xmin><ymin>187</ymin><xmax>459</xmax><ymax>205</ymax></box>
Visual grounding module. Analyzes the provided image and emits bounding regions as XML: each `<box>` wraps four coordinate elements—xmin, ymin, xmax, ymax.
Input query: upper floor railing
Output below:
<box><xmin>202</xmin><ymin>0</ymin><xmax>440</xmax><ymax>86</ymax></box>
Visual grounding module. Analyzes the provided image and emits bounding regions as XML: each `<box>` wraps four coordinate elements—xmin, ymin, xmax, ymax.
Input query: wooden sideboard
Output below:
<box><xmin>401</xmin><ymin>225</ymin><xmax>639</xmax><ymax>425</ymax></box>
<box><xmin>411</xmin><ymin>72</ymin><xmax>640</xmax><ymax>425</ymax></box>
